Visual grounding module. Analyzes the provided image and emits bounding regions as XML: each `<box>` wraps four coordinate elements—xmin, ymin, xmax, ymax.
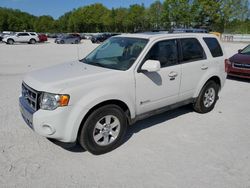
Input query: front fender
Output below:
<box><xmin>63</xmin><ymin>88</ymin><xmax>135</xmax><ymax>142</ymax></box>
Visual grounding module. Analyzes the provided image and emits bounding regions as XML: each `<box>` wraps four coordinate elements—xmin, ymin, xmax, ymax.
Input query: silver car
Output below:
<box><xmin>55</xmin><ymin>35</ymin><xmax>81</xmax><ymax>44</ymax></box>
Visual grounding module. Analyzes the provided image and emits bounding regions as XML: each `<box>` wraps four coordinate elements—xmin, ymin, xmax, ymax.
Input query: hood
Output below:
<box><xmin>230</xmin><ymin>53</ymin><xmax>250</xmax><ymax>64</ymax></box>
<box><xmin>24</xmin><ymin>61</ymin><xmax>116</xmax><ymax>93</ymax></box>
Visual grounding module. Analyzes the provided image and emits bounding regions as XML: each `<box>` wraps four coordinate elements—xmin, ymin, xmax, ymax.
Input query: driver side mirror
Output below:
<box><xmin>141</xmin><ymin>60</ymin><xmax>161</xmax><ymax>72</ymax></box>
<box><xmin>238</xmin><ymin>49</ymin><xmax>242</xmax><ymax>53</ymax></box>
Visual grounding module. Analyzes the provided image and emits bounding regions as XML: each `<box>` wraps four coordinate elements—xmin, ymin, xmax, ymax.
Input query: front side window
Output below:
<box><xmin>144</xmin><ymin>39</ymin><xmax>178</xmax><ymax>68</ymax></box>
<box><xmin>18</xmin><ymin>33</ymin><xmax>29</xmax><ymax>36</ymax></box>
<box><xmin>82</xmin><ymin>37</ymin><xmax>148</xmax><ymax>71</ymax></box>
<box><xmin>180</xmin><ymin>38</ymin><xmax>206</xmax><ymax>62</ymax></box>
<box><xmin>203</xmin><ymin>37</ymin><xmax>223</xmax><ymax>57</ymax></box>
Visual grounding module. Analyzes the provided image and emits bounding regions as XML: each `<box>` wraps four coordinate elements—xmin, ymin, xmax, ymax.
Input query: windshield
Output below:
<box><xmin>240</xmin><ymin>45</ymin><xmax>250</xmax><ymax>55</ymax></box>
<box><xmin>81</xmin><ymin>37</ymin><xmax>148</xmax><ymax>71</ymax></box>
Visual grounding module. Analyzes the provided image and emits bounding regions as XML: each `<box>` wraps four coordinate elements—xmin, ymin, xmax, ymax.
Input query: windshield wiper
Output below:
<box><xmin>91</xmin><ymin>62</ymin><xmax>108</xmax><ymax>68</ymax></box>
<box><xmin>80</xmin><ymin>58</ymin><xmax>108</xmax><ymax>68</ymax></box>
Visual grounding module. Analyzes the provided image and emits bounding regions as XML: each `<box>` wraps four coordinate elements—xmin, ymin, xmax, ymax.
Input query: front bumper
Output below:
<box><xmin>19</xmin><ymin>96</ymin><xmax>77</xmax><ymax>142</ymax></box>
<box><xmin>225</xmin><ymin>64</ymin><xmax>250</xmax><ymax>79</ymax></box>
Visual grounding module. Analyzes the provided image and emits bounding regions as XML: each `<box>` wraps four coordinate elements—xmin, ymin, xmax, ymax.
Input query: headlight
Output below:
<box><xmin>40</xmin><ymin>92</ymin><xmax>70</xmax><ymax>110</ymax></box>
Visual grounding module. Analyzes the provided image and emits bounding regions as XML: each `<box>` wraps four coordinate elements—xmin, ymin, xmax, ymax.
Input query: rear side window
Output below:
<box><xmin>30</xmin><ymin>33</ymin><xmax>36</xmax><ymax>36</ymax></box>
<box><xmin>203</xmin><ymin>37</ymin><xmax>223</xmax><ymax>57</ymax></box>
<box><xmin>180</xmin><ymin>38</ymin><xmax>206</xmax><ymax>62</ymax></box>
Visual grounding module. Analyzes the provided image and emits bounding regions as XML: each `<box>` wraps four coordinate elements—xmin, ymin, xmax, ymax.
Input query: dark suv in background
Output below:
<box><xmin>91</xmin><ymin>33</ymin><xmax>119</xmax><ymax>43</ymax></box>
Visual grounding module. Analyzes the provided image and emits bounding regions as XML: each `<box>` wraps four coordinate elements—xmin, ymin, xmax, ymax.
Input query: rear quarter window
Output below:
<box><xmin>203</xmin><ymin>37</ymin><xmax>223</xmax><ymax>57</ymax></box>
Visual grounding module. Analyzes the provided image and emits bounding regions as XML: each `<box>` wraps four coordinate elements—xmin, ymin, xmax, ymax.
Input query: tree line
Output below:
<box><xmin>0</xmin><ymin>0</ymin><xmax>249</xmax><ymax>34</ymax></box>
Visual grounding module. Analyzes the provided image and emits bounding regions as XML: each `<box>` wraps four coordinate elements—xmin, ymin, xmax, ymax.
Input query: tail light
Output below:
<box><xmin>225</xmin><ymin>59</ymin><xmax>231</xmax><ymax>72</ymax></box>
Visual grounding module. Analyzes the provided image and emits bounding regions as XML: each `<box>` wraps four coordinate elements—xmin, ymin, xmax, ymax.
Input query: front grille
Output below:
<box><xmin>233</xmin><ymin>62</ymin><xmax>250</xmax><ymax>70</ymax></box>
<box><xmin>22</xmin><ymin>83</ymin><xmax>39</xmax><ymax>111</ymax></box>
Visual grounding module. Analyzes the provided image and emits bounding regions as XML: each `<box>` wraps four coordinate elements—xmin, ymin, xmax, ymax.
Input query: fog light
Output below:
<box><xmin>42</xmin><ymin>124</ymin><xmax>55</xmax><ymax>135</ymax></box>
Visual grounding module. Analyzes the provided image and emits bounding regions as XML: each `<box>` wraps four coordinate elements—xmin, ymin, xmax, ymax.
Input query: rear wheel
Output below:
<box><xmin>7</xmin><ymin>39</ymin><xmax>14</xmax><ymax>45</ymax></box>
<box><xmin>78</xmin><ymin>105</ymin><xmax>127</xmax><ymax>155</ymax></box>
<box><xmin>193</xmin><ymin>81</ymin><xmax>219</xmax><ymax>113</ymax></box>
<box><xmin>60</xmin><ymin>40</ymin><xmax>65</xmax><ymax>44</ymax></box>
<box><xmin>29</xmin><ymin>39</ymin><xmax>36</xmax><ymax>44</ymax></box>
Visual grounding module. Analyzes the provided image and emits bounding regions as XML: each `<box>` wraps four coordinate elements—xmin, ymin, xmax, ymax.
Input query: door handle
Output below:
<box><xmin>168</xmin><ymin>71</ymin><xmax>178</xmax><ymax>78</ymax></box>
<box><xmin>201</xmin><ymin>65</ymin><xmax>208</xmax><ymax>70</ymax></box>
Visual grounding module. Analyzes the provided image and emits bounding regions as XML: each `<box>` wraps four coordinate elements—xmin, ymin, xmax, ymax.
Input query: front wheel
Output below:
<box><xmin>7</xmin><ymin>39</ymin><xmax>14</xmax><ymax>45</ymax></box>
<box><xmin>193</xmin><ymin>81</ymin><xmax>219</xmax><ymax>113</ymax></box>
<box><xmin>78</xmin><ymin>105</ymin><xmax>127</xmax><ymax>155</ymax></box>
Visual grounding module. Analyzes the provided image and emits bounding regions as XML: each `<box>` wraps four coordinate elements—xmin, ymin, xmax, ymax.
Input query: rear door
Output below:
<box><xmin>178</xmin><ymin>37</ymin><xmax>208</xmax><ymax>100</ymax></box>
<box><xmin>135</xmin><ymin>39</ymin><xmax>181</xmax><ymax>114</ymax></box>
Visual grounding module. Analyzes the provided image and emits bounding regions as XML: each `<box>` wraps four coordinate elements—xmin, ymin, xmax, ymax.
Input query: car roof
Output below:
<box><xmin>117</xmin><ymin>32</ymin><xmax>216</xmax><ymax>40</ymax></box>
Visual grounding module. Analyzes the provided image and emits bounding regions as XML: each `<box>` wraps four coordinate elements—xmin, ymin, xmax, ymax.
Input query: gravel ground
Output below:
<box><xmin>0</xmin><ymin>39</ymin><xmax>250</xmax><ymax>188</ymax></box>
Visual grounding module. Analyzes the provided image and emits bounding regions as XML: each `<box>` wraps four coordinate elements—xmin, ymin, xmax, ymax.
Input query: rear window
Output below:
<box><xmin>180</xmin><ymin>38</ymin><xmax>206</xmax><ymax>62</ymax></box>
<box><xmin>203</xmin><ymin>37</ymin><xmax>223</xmax><ymax>57</ymax></box>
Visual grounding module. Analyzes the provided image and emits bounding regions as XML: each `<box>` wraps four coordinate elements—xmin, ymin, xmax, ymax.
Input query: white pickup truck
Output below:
<box><xmin>19</xmin><ymin>33</ymin><xmax>226</xmax><ymax>154</ymax></box>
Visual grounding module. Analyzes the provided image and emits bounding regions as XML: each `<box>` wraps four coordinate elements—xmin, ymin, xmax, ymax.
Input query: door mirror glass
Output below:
<box><xmin>141</xmin><ymin>60</ymin><xmax>161</xmax><ymax>72</ymax></box>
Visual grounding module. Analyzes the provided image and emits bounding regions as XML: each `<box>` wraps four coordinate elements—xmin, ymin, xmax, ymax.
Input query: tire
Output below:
<box><xmin>60</xmin><ymin>40</ymin><xmax>65</xmax><ymax>44</ymax></box>
<box><xmin>7</xmin><ymin>39</ymin><xmax>14</xmax><ymax>45</ymax></box>
<box><xmin>193</xmin><ymin>81</ymin><xmax>219</xmax><ymax>113</ymax></box>
<box><xmin>29</xmin><ymin>39</ymin><xmax>36</xmax><ymax>44</ymax></box>
<box><xmin>78</xmin><ymin>105</ymin><xmax>127</xmax><ymax>155</ymax></box>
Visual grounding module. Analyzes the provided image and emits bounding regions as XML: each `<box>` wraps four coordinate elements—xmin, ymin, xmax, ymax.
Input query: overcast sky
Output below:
<box><xmin>0</xmin><ymin>0</ymin><xmax>161</xmax><ymax>19</ymax></box>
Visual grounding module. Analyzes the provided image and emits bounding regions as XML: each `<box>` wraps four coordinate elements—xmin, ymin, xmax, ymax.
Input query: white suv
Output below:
<box><xmin>3</xmin><ymin>32</ymin><xmax>39</xmax><ymax>44</ymax></box>
<box><xmin>19</xmin><ymin>33</ymin><xmax>226</xmax><ymax>154</ymax></box>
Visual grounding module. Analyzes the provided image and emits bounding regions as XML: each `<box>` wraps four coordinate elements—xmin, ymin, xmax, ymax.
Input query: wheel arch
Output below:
<box><xmin>30</xmin><ymin>38</ymin><xmax>37</xmax><ymax>42</ymax></box>
<box><xmin>77</xmin><ymin>99</ymin><xmax>132</xmax><ymax>140</ymax></box>
<box><xmin>7</xmin><ymin>38</ymin><xmax>15</xmax><ymax>42</ymax></box>
<box><xmin>194</xmin><ymin>75</ymin><xmax>221</xmax><ymax>98</ymax></box>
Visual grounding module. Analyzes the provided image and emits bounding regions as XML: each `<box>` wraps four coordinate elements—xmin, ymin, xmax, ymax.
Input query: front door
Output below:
<box><xmin>135</xmin><ymin>39</ymin><xmax>181</xmax><ymax>115</ymax></box>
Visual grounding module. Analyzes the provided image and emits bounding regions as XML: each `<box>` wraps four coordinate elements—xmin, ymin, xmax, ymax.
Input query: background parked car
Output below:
<box><xmin>226</xmin><ymin>44</ymin><xmax>250</xmax><ymax>79</ymax></box>
<box><xmin>47</xmin><ymin>33</ymin><xmax>58</xmax><ymax>38</ymax></box>
<box><xmin>2</xmin><ymin>32</ymin><xmax>39</xmax><ymax>44</ymax></box>
<box><xmin>38</xmin><ymin>33</ymin><xmax>48</xmax><ymax>42</ymax></box>
<box><xmin>0</xmin><ymin>33</ymin><xmax>3</xmax><ymax>42</ymax></box>
<box><xmin>0</xmin><ymin>31</ymin><xmax>15</xmax><ymax>42</ymax></box>
<box><xmin>84</xmin><ymin>34</ymin><xmax>93</xmax><ymax>40</ymax></box>
<box><xmin>68</xmin><ymin>33</ymin><xmax>81</xmax><ymax>40</ymax></box>
<box><xmin>91</xmin><ymin>33</ymin><xmax>115</xmax><ymax>43</ymax></box>
<box><xmin>55</xmin><ymin>34</ymin><xmax>81</xmax><ymax>44</ymax></box>
<box><xmin>79</xmin><ymin>33</ymin><xmax>87</xmax><ymax>39</ymax></box>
